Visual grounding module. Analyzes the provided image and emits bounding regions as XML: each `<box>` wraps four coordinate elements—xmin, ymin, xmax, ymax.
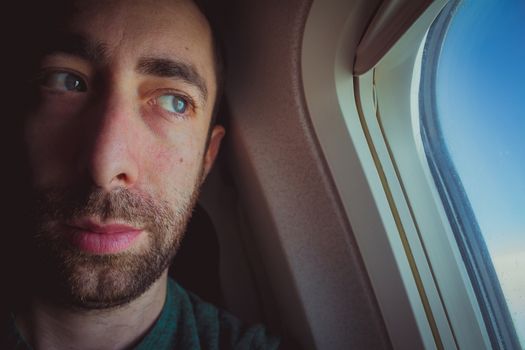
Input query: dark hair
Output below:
<box><xmin>194</xmin><ymin>0</ymin><xmax>226</xmax><ymax>127</ymax></box>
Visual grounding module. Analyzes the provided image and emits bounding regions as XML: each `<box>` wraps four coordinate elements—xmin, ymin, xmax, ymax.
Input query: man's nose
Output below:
<box><xmin>78</xmin><ymin>92</ymin><xmax>139</xmax><ymax>191</ymax></box>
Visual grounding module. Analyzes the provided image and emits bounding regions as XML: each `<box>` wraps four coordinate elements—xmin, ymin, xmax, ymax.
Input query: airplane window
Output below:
<box><xmin>420</xmin><ymin>0</ymin><xmax>524</xmax><ymax>348</ymax></box>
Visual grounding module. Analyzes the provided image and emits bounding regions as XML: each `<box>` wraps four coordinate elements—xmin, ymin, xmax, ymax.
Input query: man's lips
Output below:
<box><xmin>70</xmin><ymin>221</ymin><xmax>142</xmax><ymax>235</ymax></box>
<box><xmin>65</xmin><ymin>220</ymin><xmax>143</xmax><ymax>254</ymax></box>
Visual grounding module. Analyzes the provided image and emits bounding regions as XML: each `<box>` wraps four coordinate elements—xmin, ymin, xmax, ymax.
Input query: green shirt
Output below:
<box><xmin>3</xmin><ymin>279</ymin><xmax>281</xmax><ymax>350</ymax></box>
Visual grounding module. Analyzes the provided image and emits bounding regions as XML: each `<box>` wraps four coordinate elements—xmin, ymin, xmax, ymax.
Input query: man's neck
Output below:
<box><xmin>15</xmin><ymin>272</ymin><xmax>168</xmax><ymax>350</ymax></box>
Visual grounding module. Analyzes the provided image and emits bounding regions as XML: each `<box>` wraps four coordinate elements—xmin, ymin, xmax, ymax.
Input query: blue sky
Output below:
<box><xmin>435</xmin><ymin>0</ymin><xmax>524</xmax><ymax>344</ymax></box>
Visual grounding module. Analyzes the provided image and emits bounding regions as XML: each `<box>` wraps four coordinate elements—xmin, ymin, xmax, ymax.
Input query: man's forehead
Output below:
<box><xmin>68</xmin><ymin>0</ymin><xmax>212</xmax><ymax>50</ymax></box>
<box><xmin>73</xmin><ymin>0</ymin><xmax>206</xmax><ymax>24</ymax></box>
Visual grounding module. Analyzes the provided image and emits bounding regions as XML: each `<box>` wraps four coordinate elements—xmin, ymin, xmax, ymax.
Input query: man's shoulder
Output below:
<box><xmin>136</xmin><ymin>279</ymin><xmax>281</xmax><ymax>350</ymax></box>
<box><xmin>173</xmin><ymin>281</ymin><xmax>282</xmax><ymax>350</ymax></box>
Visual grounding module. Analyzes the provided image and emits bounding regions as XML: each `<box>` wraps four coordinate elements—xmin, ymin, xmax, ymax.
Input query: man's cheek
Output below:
<box><xmin>148</xmin><ymin>148</ymin><xmax>200</xmax><ymax>181</ymax></box>
<box><xmin>24</xmin><ymin>122</ymin><xmax>60</xmax><ymax>186</ymax></box>
<box><xmin>147</xmin><ymin>129</ymin><xmax>204</xmax><ymax>169</ymax></box>
<box><xmin>143</xmin><ymin>144</ymin><xmax>203</xmax><ymax>197</ymax></box>
<box><xmin>28</xmin><ymin>90</ymin><xmax>90</xmax><ymax>132</ymax></box>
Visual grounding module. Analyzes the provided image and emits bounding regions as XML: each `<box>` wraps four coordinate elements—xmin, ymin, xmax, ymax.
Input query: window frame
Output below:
<box><xmin>302</xmin><ymin>0</ymin><xmax>497</xmax><ymax>347</ymax></box>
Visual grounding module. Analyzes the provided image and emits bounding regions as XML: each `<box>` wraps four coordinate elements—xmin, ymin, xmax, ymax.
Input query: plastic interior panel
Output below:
<box><xmin>201</xmin><ymin>0</ymin><xmax>392</xmax><ymax>349</ymax></box>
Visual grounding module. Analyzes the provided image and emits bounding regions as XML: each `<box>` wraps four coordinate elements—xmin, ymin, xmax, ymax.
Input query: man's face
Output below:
<box><xmin>23</xmin><ymin>0</ymin><xmax>223</xmax><ymax>309</ymax></box>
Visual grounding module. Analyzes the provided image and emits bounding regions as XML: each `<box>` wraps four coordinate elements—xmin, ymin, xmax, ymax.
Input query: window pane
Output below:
<box><xmin>422</xmin><ymin>0</ymin><xmax>524</xmax><ymax>347</ymax></box>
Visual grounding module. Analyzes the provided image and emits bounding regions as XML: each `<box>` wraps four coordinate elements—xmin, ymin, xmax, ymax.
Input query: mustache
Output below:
<box><xmin>32</xmin><ymin>185</ymin><xmax>176</xmax><ymax>233</ymax></box>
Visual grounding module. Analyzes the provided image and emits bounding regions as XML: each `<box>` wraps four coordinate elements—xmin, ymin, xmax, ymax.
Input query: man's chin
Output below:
<box><xmin>67</xmin><ymin>255</ymin><xmax>152</xmax><ymax>310</ymax></box>
<box><xmin>65</xmin><ymin>257</ymin><xmax>162</xmax><ymax>310</ymax></box>
<box><xmin>33</xmin><ymin>239</ymin><xmax>176</xmax><ymax>311</ymax></box>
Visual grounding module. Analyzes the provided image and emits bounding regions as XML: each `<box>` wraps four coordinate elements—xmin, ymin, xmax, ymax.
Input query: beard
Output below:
<box><xmin>27</xmin><ymin>182</ymin><xmax>200</xmax><ymax>311</ymax></box>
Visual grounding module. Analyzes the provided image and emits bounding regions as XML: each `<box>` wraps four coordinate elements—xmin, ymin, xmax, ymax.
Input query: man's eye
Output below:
<box><xmin>157</xmin><ymin>94</ymin><xmax>188</xmax><ymax>114</ymax></box>
<box><xmin>40</xmin><ymin>71</ymin><xmax>87</xmax><ymax>92</ymax></box>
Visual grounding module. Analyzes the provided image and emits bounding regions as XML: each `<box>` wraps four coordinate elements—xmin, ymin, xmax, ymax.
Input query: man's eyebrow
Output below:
<box><xmin>136</xmin><ymin>57</ymin><xmax>208</xmax><ymax>104</ymax></box>
<box><xmin>43</xmin><ymin>33</ymin><xmax>109</xmax><ymax>64</ymax></box>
